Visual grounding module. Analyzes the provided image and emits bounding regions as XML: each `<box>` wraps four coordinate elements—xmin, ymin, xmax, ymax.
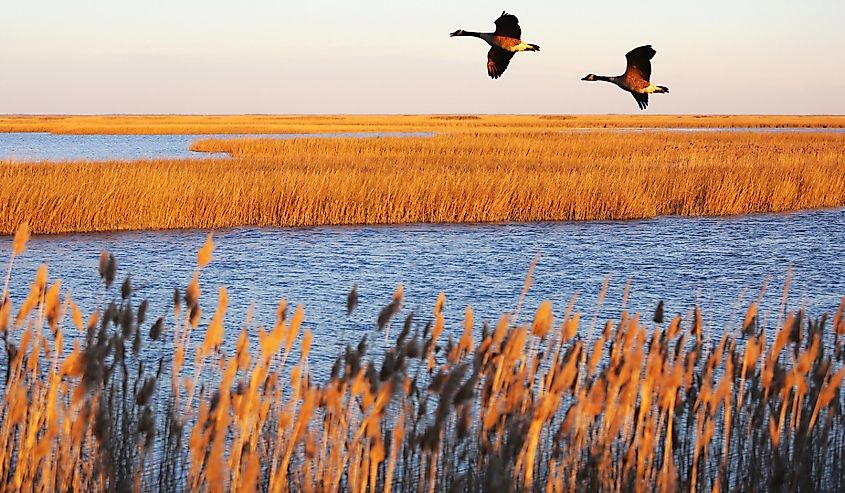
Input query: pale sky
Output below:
<box><xmin>1</xmin><ymin>1</ymin><xmax>843</xmax><ymax>114</ymax></box>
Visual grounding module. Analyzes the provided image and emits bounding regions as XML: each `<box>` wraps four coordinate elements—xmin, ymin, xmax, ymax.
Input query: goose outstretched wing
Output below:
<box><xmin>487</xmin><ymin>46</ymin><xmax>514</xmax><ymax>79</ymax></box>
<box><xmin>493</xmin><ymin>11</ymin><xmax>521</xmax><ymax>39</ymax></box>
<box><xmin>624</xmin><ymin>45</ymin><xmax>656</xmax><ymax>87</ymax></box>
<box><xmin>632</xmin><ymin>92</ymin><xmax>649</xmax><ymax>110</ymax></box>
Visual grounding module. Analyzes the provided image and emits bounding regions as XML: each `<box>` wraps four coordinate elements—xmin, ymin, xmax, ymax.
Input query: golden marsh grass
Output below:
<box><xmin>2</xmin><ymin>230</ymin><xmax>845</xmax><ymax>491</ymax></box>
<box><xmin>1</xmin><ymin>114</ymin><xmax>844</xmax><ymax>135</ymax></box>
<box><xmin>2</xmin><ymin>131</ymin><xmax>845</xmax><ymax>234</ymax></box>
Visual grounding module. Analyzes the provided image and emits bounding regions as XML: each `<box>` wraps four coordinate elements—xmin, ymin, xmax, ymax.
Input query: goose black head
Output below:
<box><xmin>581</xmin><ymin>74</ymin><xmax>597</xmax><ymax>81</ymax></box>
<box><xmin>450</xmin><ymin>29</ymin><xmax>466</xmax><ymax>37</ymax></box>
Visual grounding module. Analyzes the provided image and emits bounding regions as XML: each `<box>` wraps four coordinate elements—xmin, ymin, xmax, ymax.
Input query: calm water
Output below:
<box><xmin>0</xmin><ymin>131</ymin><xmax>433</xmax><ymax>161</ymax></box>
<box><xmin>2</xmin><ymin>208</ymin><xmax>844</xmax><ymax>374</ymax></box>
<box><xmin>2</xmin><ymin>129</ymin><xmax>844</xmax><ymax>374</ymax></box>
<box><xmin>0</xmin><ymin>128</ymin><xmax>841</xmax><ymax>161</ymax></box>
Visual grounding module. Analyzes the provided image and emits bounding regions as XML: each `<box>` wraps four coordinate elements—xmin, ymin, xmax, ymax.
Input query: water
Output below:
<box><xmin>0</xmin><ymin>128</ymin><xmax>841</xmax><ymax>161</ymax></box>
<box><xmin>2</xmin><ymin>208</ymin><xmax>844</xmax><ymax>376</ymax></box>
<box><xmin>0</xmin><ymin>131</ymin><xmax>433</xmax><ymax>161</ymax></box>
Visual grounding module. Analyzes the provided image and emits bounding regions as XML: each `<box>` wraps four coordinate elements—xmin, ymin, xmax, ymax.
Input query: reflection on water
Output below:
<box><xmin>2</xmin><ymin>208</ymin><xmax>843</xmax><ymax>377</ymax></box>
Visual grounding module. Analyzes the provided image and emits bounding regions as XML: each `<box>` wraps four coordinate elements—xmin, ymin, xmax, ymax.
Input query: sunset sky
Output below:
<box><xmin>2</xmin><ymin>0</ymin><xmax>843</xmax><ymax>114</ymax></box>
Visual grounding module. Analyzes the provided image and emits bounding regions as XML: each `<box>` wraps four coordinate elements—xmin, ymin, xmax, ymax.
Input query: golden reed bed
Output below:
<box><xmin>2</xmin><ymin>228</ymin><xmax>845</xmax><ymax>492</ymax></box>
<box><xmin>1</xmin><ymin>130</ymin><xmax>845</xmax><ymax>234</ymax></box>
<box><xmin>1</xmin><ymin>114</ymin><xmax>844</xmax><ymax>135</ymax></box>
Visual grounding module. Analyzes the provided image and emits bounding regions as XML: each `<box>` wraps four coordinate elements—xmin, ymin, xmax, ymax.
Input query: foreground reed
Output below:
<box><xmin>2</xmin><ymin>131</ymin><xmax>845</xmax><ymax>234</ymax></box>
<box><xmin>2</xmin><ymin>228</ymin><xmax>845</xmax><ymax>492</ymax></box>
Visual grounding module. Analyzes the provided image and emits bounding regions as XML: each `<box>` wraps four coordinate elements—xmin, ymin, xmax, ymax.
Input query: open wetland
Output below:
<box><xmin>2</xmin><ymin>115</ymin><xmax>845</xmax><ymax>492</ymax></box>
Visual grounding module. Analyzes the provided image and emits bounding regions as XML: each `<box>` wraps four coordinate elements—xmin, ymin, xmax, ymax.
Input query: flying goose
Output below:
<box><xmin>450</xmin><ymin>11</ymin><xmax>540</xmax><ymax>79</ymax></box>
<box><xmin>581</xmin><ymin>45</ymin><xmax>669</xmax><ymax>110</ymax></box>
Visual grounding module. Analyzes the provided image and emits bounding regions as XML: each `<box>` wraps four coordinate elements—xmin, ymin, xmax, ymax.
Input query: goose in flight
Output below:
<box><xmin>581</xmin><ymin>45</ymin><xmax>669</xmax><ymax>110</ymax></box>
<box><xmin>450</xmin><ymin>12</ymin><xmax>540</xmax><ymax>79</ymax></box>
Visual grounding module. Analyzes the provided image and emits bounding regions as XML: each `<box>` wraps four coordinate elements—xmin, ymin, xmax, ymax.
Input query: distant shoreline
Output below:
<box><xmin>1</xmin><ymin>114</ymin><xmax>845</xmax><ymax>135</ymax></box>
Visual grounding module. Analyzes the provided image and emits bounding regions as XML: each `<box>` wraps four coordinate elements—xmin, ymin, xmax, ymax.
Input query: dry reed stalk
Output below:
<box><xmin>3</xmin><ymin>232</ymin><xmax>845</xmax><ymax>491</ymax></box>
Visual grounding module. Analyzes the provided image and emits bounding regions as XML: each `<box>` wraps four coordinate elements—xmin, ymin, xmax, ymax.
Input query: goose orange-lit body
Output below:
<box><xmin>450</xmin><ymin>11</ymin><xmax>540</xmax><ymax>79</ymax></box>
<box><xmin>582</xmin><ymin>45</ymin><xmax>669</xmax><ymax>110</ymax></box>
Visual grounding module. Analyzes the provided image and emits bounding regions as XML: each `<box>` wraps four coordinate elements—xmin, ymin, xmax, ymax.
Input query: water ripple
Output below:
<box><xmin>2</xmin><ymin>208</ymin><xmax>844</xmax><ymax>375</ymax></box>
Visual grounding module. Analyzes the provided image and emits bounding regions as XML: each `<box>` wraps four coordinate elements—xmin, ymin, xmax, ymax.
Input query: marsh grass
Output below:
<box><xmin>2</xmin><ymin>131</ymin><xmax>845</xmax><ymax>234</ymax></box>
<box><xmin>2</xmin><ymin>229</ymin><xmax>845</xmax><ymax>492</ymax></box>
<box><xmin>1</xmin><ymin>114</ymin><xmax>844</xmax><ymax>135</ymax></box>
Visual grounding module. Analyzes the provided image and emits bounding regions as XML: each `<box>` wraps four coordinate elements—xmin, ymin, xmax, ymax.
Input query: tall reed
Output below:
<box><xmin>2</xmin><ymin>231</ymin><xmax>845</xmax><ymax>492</ymax></box>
